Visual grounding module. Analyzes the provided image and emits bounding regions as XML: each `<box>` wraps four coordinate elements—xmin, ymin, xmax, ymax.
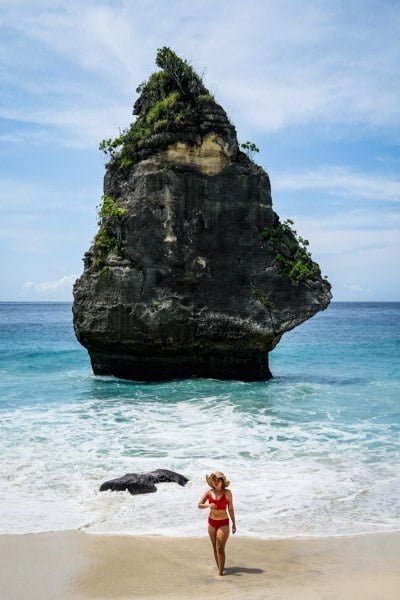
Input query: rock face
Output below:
<box><xmin>99</xmin><ymin>469</ymin><xmax>189</xmax><ymax>495</ymax></box>
<box><xmin>73</xmin><ymin>48</ymin><xmax>331</xmax><ymax>381</ymax></box>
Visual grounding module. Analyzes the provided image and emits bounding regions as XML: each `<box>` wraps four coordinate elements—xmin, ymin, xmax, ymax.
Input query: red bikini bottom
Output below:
<box><xmin>208</xmin><ymin>517</ymin><xmax>229</xmax><ymax>530</ymax></box>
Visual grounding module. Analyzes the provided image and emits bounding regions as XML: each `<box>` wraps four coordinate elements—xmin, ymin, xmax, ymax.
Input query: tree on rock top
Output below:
<box><xmin>100</xmin><ymin>47</ymin><xmax>215</xmax><ymax>168</ymax></box>
<box><xmin>134</xmin><ymin>47</ymin><xmax>208</xmax><ymax>114</ymax></box>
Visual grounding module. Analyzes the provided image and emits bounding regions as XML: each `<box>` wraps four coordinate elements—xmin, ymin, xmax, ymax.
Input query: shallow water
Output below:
<box><xmin>0</xmin><ymin>302</ymin><xmax>399</xmax><ymax>537</ymax></box>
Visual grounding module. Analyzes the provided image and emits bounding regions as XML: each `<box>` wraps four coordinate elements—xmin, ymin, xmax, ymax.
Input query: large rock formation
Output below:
<box><xmin>73</xmin><ymin>48</ymin><xmax>331</xmax><ymax>381</ymax></box>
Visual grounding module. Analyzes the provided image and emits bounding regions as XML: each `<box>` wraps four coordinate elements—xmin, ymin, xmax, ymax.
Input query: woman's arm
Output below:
<box><xmin>227</xmin><ymin>490</ymin><xmax>236</xmax><ymax>533</ymax></box>
<box><xmin>198</xmin><ymin>490</ymin><xmax>211</xmax><ymax>509</ymax></box>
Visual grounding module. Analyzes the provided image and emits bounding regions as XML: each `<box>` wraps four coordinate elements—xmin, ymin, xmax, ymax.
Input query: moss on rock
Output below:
<box><xmin>99</xmin><ymin>47</ymin><xmax>215</xmax><ymax>170</ymax></box>
<box><xmin>92</xmin><ymin>195</ymin><xmax>127</xmax><ymax>268</ymax></box>
<box><xmin>260</xmin><ymin>219</ymin><xmax>322</xmax><ymax>285</ymax></box>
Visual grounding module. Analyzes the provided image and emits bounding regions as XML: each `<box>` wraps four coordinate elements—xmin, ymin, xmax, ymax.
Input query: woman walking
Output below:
<box><xmin>198</xmin><ymin>471</ymin><xmax>236</xmax><ymax>576</ymax></box>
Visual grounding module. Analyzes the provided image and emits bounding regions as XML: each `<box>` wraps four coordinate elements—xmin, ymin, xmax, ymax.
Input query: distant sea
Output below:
<box><xmin>0</xmin><ymin>302</ymin><xmax>399</xmax><ymax>538</ymax></box>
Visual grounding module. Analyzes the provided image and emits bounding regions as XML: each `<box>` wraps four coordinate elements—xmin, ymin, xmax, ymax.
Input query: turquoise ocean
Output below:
<box><xmin>0</xmin><ymin>302</ymin><xmax>399</xmax><ymax>538</ymax></box>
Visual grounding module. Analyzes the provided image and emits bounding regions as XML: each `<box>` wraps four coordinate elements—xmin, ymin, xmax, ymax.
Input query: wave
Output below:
<box><xmin>0</xmin><ymin>389</ymin><xmax>399</xmax><ymax>537</ymax></box>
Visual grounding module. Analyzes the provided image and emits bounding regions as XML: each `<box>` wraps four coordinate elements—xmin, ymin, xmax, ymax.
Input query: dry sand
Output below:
<box><xmin>1</xmin><ymin>530</ymin><xmax>399</xmax><ymax>600</ymax></box>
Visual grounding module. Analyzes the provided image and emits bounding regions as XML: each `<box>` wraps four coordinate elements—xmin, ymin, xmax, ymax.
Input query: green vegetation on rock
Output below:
<box><xmin>260</xmin><ymin>219</ymin><xmax>320</xmax><ymax>285</ymax></box>
<box><xmin>93</xmin><ymin>195</ymin><xmax>127</xmax><ymax>268</ymax></box>
<box><xmin>240</xmin><ymin>141</ymin><xmax>260</xmax><ymax>160</ymax></box>
<box><xmin>252</xmin><ymin>288</ymin><xmax>275</xmax><ymax>309</ymax></box>
<box><xmin>99</xmin><ymin>47</ymin><xmax>212</xmax><ymax>169</ymax></box>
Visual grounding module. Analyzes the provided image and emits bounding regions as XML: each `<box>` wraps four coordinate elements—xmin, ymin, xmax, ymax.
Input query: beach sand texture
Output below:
<box><xmin>2</xmin><ymin>531</ymin><xmax>399</xmax><ymax>600</ymax></box>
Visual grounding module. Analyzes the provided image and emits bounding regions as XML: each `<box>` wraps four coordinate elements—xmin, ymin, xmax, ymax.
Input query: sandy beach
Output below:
<box><xmin>1</xmin><ymin>530</ymin><xmax>399</xmax><ymax>600</ymax></box>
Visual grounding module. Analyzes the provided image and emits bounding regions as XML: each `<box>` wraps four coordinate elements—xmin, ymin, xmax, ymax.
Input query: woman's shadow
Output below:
<box><xmin>224</xmin><ymin>566</ymin><xmax>264</xmax><ymax>576</ymax></box>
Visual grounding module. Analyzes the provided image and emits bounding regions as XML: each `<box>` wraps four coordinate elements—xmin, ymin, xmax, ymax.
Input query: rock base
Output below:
<box><xmin>89</xmin><ymin>350</ymin><xmax>272</xmax><ymax>381</ymax></box>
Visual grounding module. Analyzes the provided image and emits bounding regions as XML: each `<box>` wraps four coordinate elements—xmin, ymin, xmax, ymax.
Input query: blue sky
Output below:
<box><xmin>1</xmin><ymin>0</ymin><xmax>399</xmax><ymax>301</ymax></box>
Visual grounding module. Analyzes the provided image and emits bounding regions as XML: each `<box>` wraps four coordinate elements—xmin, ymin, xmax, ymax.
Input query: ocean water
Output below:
<box><xmin>0</xmin><ymin>301</ymin><xmax>399</xmax><ymax>538</ymax></box>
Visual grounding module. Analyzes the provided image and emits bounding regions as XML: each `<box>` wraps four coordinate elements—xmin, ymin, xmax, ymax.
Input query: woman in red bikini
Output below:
<box><xmin>198</xmin><ymin>471</ymin><xmax>236</xmax><ymax>576</ymax></box>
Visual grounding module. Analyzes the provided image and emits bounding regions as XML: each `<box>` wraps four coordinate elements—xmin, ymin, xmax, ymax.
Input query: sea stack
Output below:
<box><xmin>73</xmin><ymin>48</ymin><xmax>332</xmax><ymax>381</ymax></box>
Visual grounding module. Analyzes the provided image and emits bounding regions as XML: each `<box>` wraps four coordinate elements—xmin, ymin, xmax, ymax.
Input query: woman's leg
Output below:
<box><xmin>216</xmin><ymin>525</ymin><xmax>230</xmax><ymax>575</ymax></box>
<box><xmin>207</xmin><ymin>523</ymin><xmax>218</xmax><ymax>567</ymax></box>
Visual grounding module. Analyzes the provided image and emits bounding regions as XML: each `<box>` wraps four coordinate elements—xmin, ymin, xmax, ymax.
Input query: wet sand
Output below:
<box><xmin>1</xmin><ymin>530</ymin><xmax>399</xmax><ymax>599</ymax></box>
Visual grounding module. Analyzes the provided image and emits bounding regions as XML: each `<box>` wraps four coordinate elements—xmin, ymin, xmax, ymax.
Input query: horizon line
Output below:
<box><xmin>0</xmin><ymin>300</ymin><xmax>399</xmax><ymax>304</ymax></box>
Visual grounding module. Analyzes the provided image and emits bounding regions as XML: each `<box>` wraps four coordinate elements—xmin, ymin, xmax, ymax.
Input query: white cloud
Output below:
<box><xmin>0</xmin><ymin>177</ymin><xmax>99</xmax><ymax>213</ymax></box>
<box><xmin>289</xmin><ymin>209</ymin><xmax>400</xmax><ymax>231</ymax></box>
<box><xmin>281</xmin><ymin>208</ymin><xmax>400</xmax><ymax>256</ymax></box>
<box><xmin>1</xmin><ymin>1</ymin><xmax>399</xmax><ymax>301</ymax></box>
<box><xmin>273</xmin><ymin>167</ymin><xmax>400</xmax><ymax>202</ymax></box>
<box><xmin>276</xmin><ymin>207</ymin><xmax>400</xmax><ymax>300</ymax></box>
<box><xmin>0</xmin><ymin>1</ymin><xmax>399</xmax><ymax>147</ymax></box>
<box><xmin>309</xmin><ymin>228</ymin><xmax>399</xmax><ymax>256</ymax></box>
<box><xmin>322</xmin><ymin>244</ymin><xmax>400</xmax><ymax>301</ymax></box>
<box><xmin>23</xmin><ymin>274</ymin><xmax>78</xmax><ymax>294</ymax></box>
<box><xmin>344</xmin><ymin>283</ymin><xmax>371</xmax><ymax>294</ymax></box>
<box><xmin>0</xmin><ymin>105</ymin><xmax>130</xmax><ymax>150</ymax></box>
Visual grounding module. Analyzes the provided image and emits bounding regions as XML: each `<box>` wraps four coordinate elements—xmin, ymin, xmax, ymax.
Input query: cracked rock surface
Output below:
<box><xmin>73</xmin><ymin>62</ymin><xmax>331</xmax><ymax>381</ymax></box>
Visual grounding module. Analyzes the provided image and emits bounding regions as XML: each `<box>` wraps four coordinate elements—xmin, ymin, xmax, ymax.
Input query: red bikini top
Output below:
<box><xmin>208</xmin><ymin>491</ymin><xmax>228</xmax><ymax>510</ymax></box>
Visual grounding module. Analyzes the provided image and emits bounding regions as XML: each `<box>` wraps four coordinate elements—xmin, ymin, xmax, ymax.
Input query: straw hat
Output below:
<box><xmin>206</xmin><ymin>471</ymin><xmax>230</xmax><ymax>488</ymax></box>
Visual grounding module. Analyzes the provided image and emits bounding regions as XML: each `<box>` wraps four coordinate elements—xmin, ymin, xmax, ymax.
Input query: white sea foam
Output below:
<box><xmin>1</xmin><ymin>389</ymin><xmax>399</xmax><ymax>538</ymax></box>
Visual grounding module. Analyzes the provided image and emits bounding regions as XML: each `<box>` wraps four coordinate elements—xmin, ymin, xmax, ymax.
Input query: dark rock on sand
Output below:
<box><xmin>100</xmin><ymin>469</ymin><xmax>189</xmax><ymax>495</ymax></box>
<box><xmin>73</xmin><ymin>48</ymin><xmax>331</xmax><ymax>381</ymax></box>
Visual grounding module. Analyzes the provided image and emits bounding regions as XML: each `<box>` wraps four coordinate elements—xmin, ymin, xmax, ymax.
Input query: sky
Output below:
<box><xmin>1</xmin><ymin>0</ymin><xmax>399</xmax><ymax>301</ymax></box>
